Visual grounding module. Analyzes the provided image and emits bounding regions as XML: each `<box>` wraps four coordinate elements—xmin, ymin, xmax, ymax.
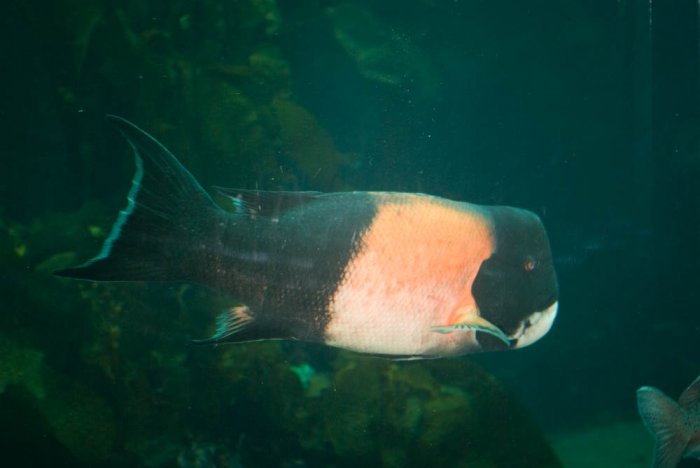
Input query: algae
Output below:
<box><xmin>0</xmin><ymin>200</ymin><xmax>561</xmax><ymax>466</ymax></box>
<box><xmin>0</xmin><ymin>1</ymin><xmax>565</xmax><ymax>466</ymax></box>
<box><xmin>0</xmin><ymin>334</ymin><xmax>45</xmax><ymax>400</ymax></box>
<box><xmin>39</xmin><ymin>371</ymin><xmax>117</xmax><ymax>462</ymax></box>
<box><xmin>327</xmin><ymin>3</ymin><xmax>440</xmax><ymax>102</ymax></box>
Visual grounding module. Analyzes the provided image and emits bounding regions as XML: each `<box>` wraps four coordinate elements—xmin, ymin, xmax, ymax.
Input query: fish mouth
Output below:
<box><xmin>510</xmin><ymin>301</ymin><xmax>558</xmax><ymax>349</ymax></box>
<box><xmin>474</xmin><ymin>301</ymin><xmax>558</xmax><ymax>351</ymax></box>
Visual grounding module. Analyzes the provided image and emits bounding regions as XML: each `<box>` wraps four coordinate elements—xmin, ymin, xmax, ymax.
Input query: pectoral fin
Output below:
<box><xmin>432</xmin><ymin>309</ymin><xmax>511</xmax><ymax>346</ymax></box>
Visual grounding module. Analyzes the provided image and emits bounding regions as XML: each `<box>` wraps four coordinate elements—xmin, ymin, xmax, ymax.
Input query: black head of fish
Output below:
<box><xmin>472</xmin><ymin>206</ymin><xmax>559</xmax><ymax>351</ymax></box>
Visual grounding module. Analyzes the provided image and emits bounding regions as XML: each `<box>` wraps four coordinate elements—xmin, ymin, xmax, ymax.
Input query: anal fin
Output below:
<box><xmin>192</xmin><ymin>305</ymin><xmax>254</xmax><ymax>345</ymax></box>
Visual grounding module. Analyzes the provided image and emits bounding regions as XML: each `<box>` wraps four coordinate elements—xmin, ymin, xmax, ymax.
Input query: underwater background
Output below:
<box><xmin>1</xmin><ymin>0</ymin><xmax>699</xmax><ymax>466</ymax></box>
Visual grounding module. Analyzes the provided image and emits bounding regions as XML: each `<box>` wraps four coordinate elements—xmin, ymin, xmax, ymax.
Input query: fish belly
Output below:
<box><xmin>326</xmin><ymin>280</ymin><xmax>477</xmax><ymax>356</ymax></box>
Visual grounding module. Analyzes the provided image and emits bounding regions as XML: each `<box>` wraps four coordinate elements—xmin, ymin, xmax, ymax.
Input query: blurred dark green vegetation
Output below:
<box><xmin>0</xmin><ymin>212</ymin><xmax>560</xmax><ymax>465</ymax></box>
<box><xmin>0</xmin><ymin>0</ymin><xmax>572</xmax><ymax>465</ymax></box>
<box><xmin>1</xmin><ymin>0</ymin><xmax>699</xmax><ymax>466</ymax></box>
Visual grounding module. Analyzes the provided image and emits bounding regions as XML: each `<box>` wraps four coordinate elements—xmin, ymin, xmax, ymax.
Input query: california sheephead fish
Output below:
<box><xmin>55</xmin><ymin>116</ymin><xmax>559</xmax><ymax>359</ymax></box>
<box><xmin>637</xmin><ymin>375</ymin><xmax>700</xmax><ymax>468</ymax></box>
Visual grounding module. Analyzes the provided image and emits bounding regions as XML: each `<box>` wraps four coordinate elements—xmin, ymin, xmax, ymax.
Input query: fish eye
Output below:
<box><xmin>523</xmin><ymin>256</ymin><xmax>537</xmax><ymax>272</ymax></box>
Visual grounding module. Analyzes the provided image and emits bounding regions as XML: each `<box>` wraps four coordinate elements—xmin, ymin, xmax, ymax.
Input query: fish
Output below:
<box><xmin>637</xmin><ymin>375</ymin><xmax>700</xmax><ymax>468</ymax></box>
<box><xmin>55</xmin><ymin>116</ymin><xmax>559</xmax><ymax>359</ymax></box>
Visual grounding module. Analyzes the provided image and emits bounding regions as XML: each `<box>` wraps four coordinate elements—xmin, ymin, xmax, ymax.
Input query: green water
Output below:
<box><xmin>1</xmin><ymin>1</ymin><xmax>699</xmax><ymax>466</ymax></box>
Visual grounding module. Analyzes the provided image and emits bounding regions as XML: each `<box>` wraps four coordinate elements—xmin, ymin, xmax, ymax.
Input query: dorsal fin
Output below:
<box><xmin>214</xmin><ymin>187</ymin><xmax>324</xmax><ymax>217</ymax></box>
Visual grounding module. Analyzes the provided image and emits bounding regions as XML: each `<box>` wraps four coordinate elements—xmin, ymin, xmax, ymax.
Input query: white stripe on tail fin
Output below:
<box><xmin>54</xmin><ymin>116</ymin><xmax>219</xmax><ymax>282</ymax></box>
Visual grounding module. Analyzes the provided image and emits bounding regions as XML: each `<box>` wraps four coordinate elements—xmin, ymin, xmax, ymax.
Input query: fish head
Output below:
<box><xmin>472</xmin><ymin>206</ymin><xmax>559</xmax><ymax>351</ymax></box>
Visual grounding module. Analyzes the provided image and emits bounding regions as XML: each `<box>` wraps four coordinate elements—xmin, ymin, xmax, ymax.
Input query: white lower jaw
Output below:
<box><xmin>513</xmin><ymin>301</ymin><xmax>558</xmax><ymax>349</ymax></box>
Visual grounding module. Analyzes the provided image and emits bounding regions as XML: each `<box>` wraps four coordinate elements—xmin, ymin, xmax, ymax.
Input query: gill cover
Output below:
<box><xmin>472</xmin><ymin>206</ymin><xmax>558</xmax><ymax>348</ymax></box>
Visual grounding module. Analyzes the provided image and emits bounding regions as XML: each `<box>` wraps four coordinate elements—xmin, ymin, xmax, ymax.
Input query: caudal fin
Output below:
<box><xmin>637</xmin><ymin>385</ymin><xmax>691</xmax><ymax>468</ymax></box>
<box><xmin>54</xmin><ymin>116</ymin><xmax>218</xmax><ymax>282</ymax></box>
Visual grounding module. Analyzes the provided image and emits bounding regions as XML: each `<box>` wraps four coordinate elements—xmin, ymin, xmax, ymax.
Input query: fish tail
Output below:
<box><xmin>54</xmin><ymin>116</ymin><xmax>219</xmax><ymax>282</ymax></box>
<box><xmin>637</xmin><ymin>386</ymin><xmax>691</xmax><ymax>468</ymax></box>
